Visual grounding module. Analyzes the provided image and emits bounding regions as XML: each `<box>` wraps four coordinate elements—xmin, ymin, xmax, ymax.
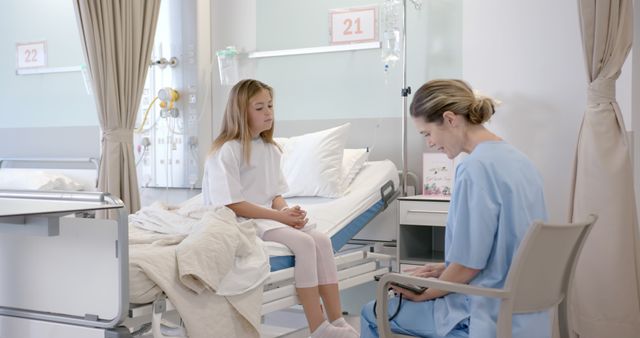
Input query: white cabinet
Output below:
<box><xmin>397</xmin><ymin>196</ymin><xmax>449</xmax><ymax>269</ymax></box>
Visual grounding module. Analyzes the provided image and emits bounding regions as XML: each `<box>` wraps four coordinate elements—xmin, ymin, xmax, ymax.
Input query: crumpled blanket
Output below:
<box><xmin>129</xmin><ymin>200</ymin><xmax>210</xmax><ymax>235</ymax></box>
<box><xmin>128</xmin><ymin>203</ymin><xmax>270</xmax><ymax>338</ymax></box>
<box><xmin>176</xmin><ymin>207</ymin><xmax>270</xmax><ymax>296</ymax></box>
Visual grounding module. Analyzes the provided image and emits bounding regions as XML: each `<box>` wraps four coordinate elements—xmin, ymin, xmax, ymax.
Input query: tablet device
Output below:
<box><xmin>374</xmin><ymin>274</ymin><xmax>428</xmax><ymax>294</ymax></box>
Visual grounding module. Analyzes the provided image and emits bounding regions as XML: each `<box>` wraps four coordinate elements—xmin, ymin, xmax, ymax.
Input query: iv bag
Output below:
<box><xmin>216</xmin><ymin>46</ymin><xmax>239</xmax><ymax>86</ymax></box>
<box><xmin>381</xmin><ymin>0</ymin><xmax>402</xmax><ymax>69</ymax></box>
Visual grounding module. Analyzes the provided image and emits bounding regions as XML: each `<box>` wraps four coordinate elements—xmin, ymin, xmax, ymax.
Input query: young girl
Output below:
<box><xmin>202</xmin><ymin>79</ymin><xmax>358</xmax><ymax>338</ymax></box>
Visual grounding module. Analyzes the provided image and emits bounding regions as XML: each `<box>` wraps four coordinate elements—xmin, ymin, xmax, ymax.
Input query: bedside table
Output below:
<box><xmin>397</xmin><ymin>195</ymin><xmax>450</xmax><ymax>272</ymax></box>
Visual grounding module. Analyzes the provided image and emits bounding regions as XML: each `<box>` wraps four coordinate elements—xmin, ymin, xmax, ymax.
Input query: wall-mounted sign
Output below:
<box><xmin>329</xmin><ymin>6</ymin><xmax>377</xmax><ymax>44</ymax></box>
<box><xmin>16</xmin><ymin>41</ymin><xmax>47</xmax><ymax>69</ymax></box>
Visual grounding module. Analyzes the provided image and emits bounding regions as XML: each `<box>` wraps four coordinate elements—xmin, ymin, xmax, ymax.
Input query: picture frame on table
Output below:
<box><xmin>422</xmin><ymin>153</ymin><xmax>456</xmax><ymax>200</ymax></box>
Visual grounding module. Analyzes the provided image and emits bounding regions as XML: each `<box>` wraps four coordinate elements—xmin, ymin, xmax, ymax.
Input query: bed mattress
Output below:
<box><xmin>267</xmin><ymin>160</ymin><xmax>398</xmax><ymax>271</ymax></box>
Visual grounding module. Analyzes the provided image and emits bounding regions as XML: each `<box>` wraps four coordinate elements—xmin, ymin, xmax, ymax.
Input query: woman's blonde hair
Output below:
<box><xmin>211</xmin><ymin>79</ymin><xmax>279</xmax><ymax>162</ymax></box>
<box><xmin>410</xmin><ymin>79</ymin><xmax>495</xmax><ymax>125</ymax></box>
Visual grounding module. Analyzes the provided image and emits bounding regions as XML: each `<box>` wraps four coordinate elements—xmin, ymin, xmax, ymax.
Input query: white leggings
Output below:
<box><xmin>262</xmin><ymin>227</ymin><xmax>338</xmax><ymax>288</ymax></box>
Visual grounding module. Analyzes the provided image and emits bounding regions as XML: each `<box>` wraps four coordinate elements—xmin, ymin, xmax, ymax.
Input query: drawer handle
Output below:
<box><xmin>407</xmin><ymin>210</ymin><xmax>448</xmax><ymax>214</ymax></box>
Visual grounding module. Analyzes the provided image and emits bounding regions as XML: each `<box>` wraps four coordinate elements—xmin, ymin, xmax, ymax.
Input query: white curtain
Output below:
<box><xmin>570</xmin><ymin>0</ymin><xmax>640</xmax><ymax>336</ymax></box>
<box><xmin>73</xmin><ymin>0</ymin><xmax>161</xmax><ymax>217</ymax></box>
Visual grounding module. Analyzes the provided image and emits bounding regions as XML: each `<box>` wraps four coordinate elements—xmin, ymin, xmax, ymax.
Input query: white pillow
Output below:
<box><xmin>39</xmin><ymin>173</ymin><xmax>85</xmax><ymax>191</ymax></box>
<box><xmin>340</xmin><ymin>148</ymin><xmax>369</xmax><ymax>191</ymax></box>
<box><xmin>281</xmin><ymin>123</ymin><xmax>350</xmax><ymax>197</ymax></box>
<box><xmin>0</xmin><ymin>169</ymin><xmax>85</xmax><ymax>191</ymax></box>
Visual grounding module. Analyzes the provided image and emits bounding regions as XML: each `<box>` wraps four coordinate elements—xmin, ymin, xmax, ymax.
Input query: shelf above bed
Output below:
<box><xmin>248</xmin><ymin>41</ymin><xmax>381</xmax><ymax>59</ymax></box>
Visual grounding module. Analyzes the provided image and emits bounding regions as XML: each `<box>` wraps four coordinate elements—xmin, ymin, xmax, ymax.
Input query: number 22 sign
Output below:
<box><xmin>329</xmin><ymin>7</ymin><xmax>378</xmax><ymax>44</ymax></box>
<box><xmin>16</xmin><ymin>41</ymin><xmax>47</xmax><ymax>69</ymax></box>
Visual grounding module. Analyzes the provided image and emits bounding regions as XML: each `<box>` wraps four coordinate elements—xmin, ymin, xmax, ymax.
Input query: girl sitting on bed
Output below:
<box><xmin>202</xmin><ymin>79</ymin><xmax>358</xmax><ymax>338</ymax></box>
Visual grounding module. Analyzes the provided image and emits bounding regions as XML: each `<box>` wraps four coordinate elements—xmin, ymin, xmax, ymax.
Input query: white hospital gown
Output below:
<box><xmin>202</xmin><ymin>138</ymin><xmax>289</xmax><ymax>236</ymax></box>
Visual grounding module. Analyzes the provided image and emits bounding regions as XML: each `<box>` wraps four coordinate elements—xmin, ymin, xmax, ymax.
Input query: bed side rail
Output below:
<box><xmin>0</xmin><ymin>157</ymin><xmax>99</xmax><ymax>169</ymax></box>
<box><xmin>380</xmin><ymin>180</ymin><xmax>400</xmax><ymax>209</ymax></box>
<box><xmin>0</xmin><ymin>190</ymin><xmax>108</xmax><ymax>203</ymax></box>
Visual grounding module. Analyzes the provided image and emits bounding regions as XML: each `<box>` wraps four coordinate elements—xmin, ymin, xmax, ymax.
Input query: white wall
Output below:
<box><xmin>193</xmin><ymin>0</ymin><xmax>213</xmax><ymax>186</ymax></box>
<box><xmin>210</xmin><ymin>0</ymin><xmax>257</xmax><ymax>143</ymax></box>
<box><xmin>208</xmin><ymin>1</ymin><xmax>463</xmax><ymax>189</ymax></box>
<box><xmin>462</xmin><ymin>0</ymin><xmax>634</xmax><ymax>222</ymax></box>
<box><xmin>1</xmin><ymin>1</ymin><xmax>97</xmax><ymax>128</ymax></box>
<box><xmin>462</xmin><ymin>0</ymin><xmax>636</xmax><ymax>222</ymax></box>
<box><xmin>207</xmin><ymin>2</ymin><xmax>637</xmax><ymax>215</ymax></box>
<box><xmin>252</xmin><ymin>0</ymin><xmax>460</xmax><ymax>122</ymax></box>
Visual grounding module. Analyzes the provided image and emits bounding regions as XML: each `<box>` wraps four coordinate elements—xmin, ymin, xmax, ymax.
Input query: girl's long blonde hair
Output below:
<box><xmin>210</xmin><ymin>79</ymin><xmax>279</xmax><ymax>163</ymax></box>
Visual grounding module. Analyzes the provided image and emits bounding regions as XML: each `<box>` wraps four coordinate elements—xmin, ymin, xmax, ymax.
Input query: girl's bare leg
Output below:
<box><xmin>318</xmin><ymin>283</ymin><xmax>342</xmax><ymax>321</ymax></box>
<box><xmin>297</xmin><ymin>286</ymin><xmax>325</xmax><ymax>332</ymax></box>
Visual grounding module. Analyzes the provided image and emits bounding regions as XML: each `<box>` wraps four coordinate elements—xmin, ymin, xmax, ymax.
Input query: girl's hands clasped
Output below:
<box><xmin>278</xmin><ymin>205</ymin><xmax>308</xmax><ymax>229</ymax></box>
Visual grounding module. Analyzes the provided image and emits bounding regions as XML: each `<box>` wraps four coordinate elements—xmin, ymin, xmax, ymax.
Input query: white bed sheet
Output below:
<box><xmin>265</xmin><ymin>160</ymin><xmax>399</xmax><ymax>257</ymax></box>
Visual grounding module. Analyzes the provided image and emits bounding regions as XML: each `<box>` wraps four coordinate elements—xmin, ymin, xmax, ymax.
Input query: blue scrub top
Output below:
<box><xmin>433</xmin><ymin>141</ymin><xmax>551</xmax><ymax>338</ymax></box>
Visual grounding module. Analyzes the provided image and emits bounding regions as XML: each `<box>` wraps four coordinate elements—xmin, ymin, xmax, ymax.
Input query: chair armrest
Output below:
<box><xmin>375</xmin><ymin>273</ymin><xmax>510</xmax><ymax>338</ymax></box>
<box><xmin>382</xmin><ymin>273</ymin><xmax>509</xmax><ymax>299</ymax></box>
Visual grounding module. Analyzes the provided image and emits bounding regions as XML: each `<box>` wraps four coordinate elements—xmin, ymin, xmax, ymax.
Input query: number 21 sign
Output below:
<box><xmin>16</xmin><ymin>41</ymin><xmax>47</xmax><ymax>69</ymax></box>
<box><xmin>329</xmin><ymin>7</ymin><xmax>378</xmax><ymax>44</ymax></box>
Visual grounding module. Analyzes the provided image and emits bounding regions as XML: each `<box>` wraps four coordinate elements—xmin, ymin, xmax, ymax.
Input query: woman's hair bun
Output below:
<box><xmin>468</xmin><ymin>97</ymin><xmax>494</xmax><ymax>125</ymax></box>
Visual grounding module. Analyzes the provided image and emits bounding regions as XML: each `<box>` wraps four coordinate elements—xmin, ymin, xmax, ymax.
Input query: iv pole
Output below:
<box><xmin>400</xmin><ymin>0</ymin><xmax>421</xmax><ymax>196</ymax></box>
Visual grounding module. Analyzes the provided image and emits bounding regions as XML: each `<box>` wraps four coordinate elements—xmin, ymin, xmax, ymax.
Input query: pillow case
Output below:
<box><xmin>340</xmin><ymin>148</ymin><xmax>369</xmax><ymax>191</ymax></box>
<box><xmin>39</xmin><ymin>173</ymin><xmax>85</xmax><ymax>191</ymax></box>
<box><xmin>281</xmin><ymin>123</ymin><xmax>350</xmax><ymax>197</ymax></box>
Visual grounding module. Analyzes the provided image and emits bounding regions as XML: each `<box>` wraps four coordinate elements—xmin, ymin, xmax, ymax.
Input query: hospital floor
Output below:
<box><xmin>261</xmin><ymin>280</ymin><xmax>375</xmax><ymax>337</ymax></box>
<box><xmin>261</xmin><ymin>308</ymin><xmax>361</xmax><ymax>337</ymax></box>
<box><xmin>135</xmin><ymin>312</ymin><xmax>361</xmax><ymax>338</ymax></box>
<box><xmin>134</xmin><ymin>281</ymin><xmax>373</xmax><ymax>338</ymax></box>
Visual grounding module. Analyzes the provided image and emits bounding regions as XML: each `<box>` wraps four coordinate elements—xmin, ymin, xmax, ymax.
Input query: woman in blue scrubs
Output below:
<box><xmin>360</xmin><ymin>79</ymin><xmax>551</xmax><ymax>338</ymax></box>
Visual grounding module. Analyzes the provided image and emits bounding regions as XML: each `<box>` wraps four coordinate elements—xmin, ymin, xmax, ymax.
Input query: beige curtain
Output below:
<box><xmin>73</xmin><ymin>0</ymin><xmax>161</xmax><ymax>217</ymax></box>
<box><xmin>570</xmin><ymin>0</ymin><xmax>640</xmax><ymax>336</ymax></box>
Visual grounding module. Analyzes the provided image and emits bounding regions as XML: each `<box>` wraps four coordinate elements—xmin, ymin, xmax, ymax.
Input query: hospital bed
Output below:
<box><xmin>0</xmin><ymin>158</ymin><xmax>399</xmax><ymax>337</ymax></box>
<box><xmin>126</xmin><ymin>160</ymin><xmax>399</xmax><ymax>337</ymax></box>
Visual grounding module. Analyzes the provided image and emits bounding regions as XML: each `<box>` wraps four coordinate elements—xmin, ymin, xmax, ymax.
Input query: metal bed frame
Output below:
<box><xmin>0</xmin><ymin>157</ymin><xmax>99</xmax><ymax>169</ymax></box>
<box><xmin>0</xmin><ymin>190</ymin><xmax>131</xmax><ymax>337</ymax></box>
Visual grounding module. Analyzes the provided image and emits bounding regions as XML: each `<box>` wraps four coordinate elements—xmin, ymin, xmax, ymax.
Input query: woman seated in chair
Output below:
<box><xmin>360</xmin><ymin>79</ymin><xmax>551</xmax><ymax>338</ymax></box>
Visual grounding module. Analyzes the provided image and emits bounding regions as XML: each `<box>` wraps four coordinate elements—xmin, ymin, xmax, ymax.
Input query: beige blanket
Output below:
<box><xmin>129</xmin><ymin>205</ymin><xmax>267</xmax><ymax>338</ymax></box>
